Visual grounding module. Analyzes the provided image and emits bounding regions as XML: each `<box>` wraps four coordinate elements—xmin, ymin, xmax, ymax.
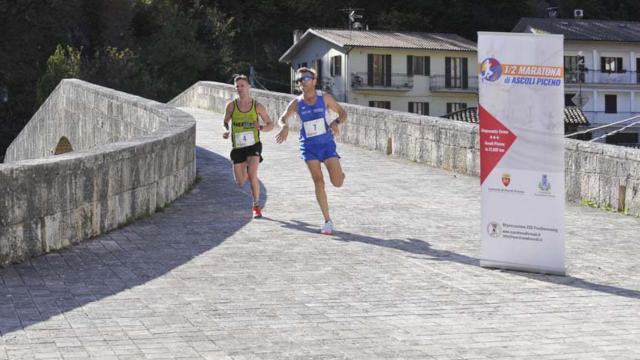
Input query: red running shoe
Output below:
<box><xmin>252</xmin><ymin>206</ymin><xmax>262</xmax><ymax>219</ymax></box>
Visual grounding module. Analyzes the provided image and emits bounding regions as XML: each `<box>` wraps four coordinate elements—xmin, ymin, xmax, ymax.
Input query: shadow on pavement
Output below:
<box><xmin>0</xmin><ymin>146</ymin><xmax>265</xmax><ymax>336</ymax></box>
<box><xmin>271</xmin><ymin>219</ymin><xmax>640</xmax><ymax>300</ymax></box>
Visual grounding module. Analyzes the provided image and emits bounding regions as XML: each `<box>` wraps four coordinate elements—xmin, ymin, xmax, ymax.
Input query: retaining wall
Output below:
<box><xmin>1</xmin><ymin>79</ymin><xmax>196</xmax><ymax>266</ymax></box>
<box><xmin>171</xmin><ymin>81</ymin><xmax>640</xmax><ymax>216</ymax></box>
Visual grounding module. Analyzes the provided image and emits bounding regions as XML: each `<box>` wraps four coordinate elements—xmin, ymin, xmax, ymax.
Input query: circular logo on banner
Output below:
<box><xmin>480</xmin><ymin>58</ymin><xmax>502</xmax><ymax>82</ymax></box>
<box><xmin>487</xmin><ymin>222</ymin><xmax>502</xmax><ymax>238</ymax></box>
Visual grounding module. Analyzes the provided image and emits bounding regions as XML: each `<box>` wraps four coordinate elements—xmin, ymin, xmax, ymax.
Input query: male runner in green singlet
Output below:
<box><xmin>223</xmin><ymin>74</ymin><xmax>274</xmax><ymax>218</ymax></box>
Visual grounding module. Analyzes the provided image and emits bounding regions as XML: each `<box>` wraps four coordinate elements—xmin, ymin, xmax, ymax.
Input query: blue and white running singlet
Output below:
<box><xmin>297</xmin><ymin>91</ymin><xmax>334</xmax><ymax>145</ymax></box>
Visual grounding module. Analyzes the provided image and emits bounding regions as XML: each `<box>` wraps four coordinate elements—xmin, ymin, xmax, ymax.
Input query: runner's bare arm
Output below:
<box><xmin>256</xmin><ymin>102</ymin><xmax>275</xmax><ymax>132</ymax></box>
<box><xmin>222</xmin><ymin>101</ymin><xmax>234</xmax><ymax>139</ymax></box>
<box><xmin>323</xmin><ymin>93</ymin><xmax>347</xmax><ymax>125</ymax></box>
<box><xmin>275</xmin><ymin>99</ymin><xmax>297</xmax><ymax>143</ymax></box>
<box><xmin>323</xmin><ymin>93</ymin><xmax>347</xmax><ymax>135</ymax></box>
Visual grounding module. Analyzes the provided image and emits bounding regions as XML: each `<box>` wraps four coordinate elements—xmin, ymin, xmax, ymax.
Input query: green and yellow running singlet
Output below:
<box><xmin>231</xmin><ymin>99</ymin><xmax>260</xmax><ymax>149</ymax></box>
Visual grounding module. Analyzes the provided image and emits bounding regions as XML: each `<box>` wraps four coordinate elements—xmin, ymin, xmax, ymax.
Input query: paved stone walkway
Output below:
<box><xmin>1</xmin><ymin>107</ymin><xmax>640</xmax><ymax>359</ymax></box>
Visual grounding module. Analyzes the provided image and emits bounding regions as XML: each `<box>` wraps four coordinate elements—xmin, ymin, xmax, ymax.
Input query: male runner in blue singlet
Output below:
<box><xmin>275</xmin><ymin>67</ymin><xmax>347</xmax><ymax>235</ymax></box>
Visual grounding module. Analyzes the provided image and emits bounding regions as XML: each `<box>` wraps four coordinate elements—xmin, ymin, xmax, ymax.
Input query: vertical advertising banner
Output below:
<box><xmin>478</xmin><ymin>32</ymin><xmax>565</xmax><ymax>275</ymax></box>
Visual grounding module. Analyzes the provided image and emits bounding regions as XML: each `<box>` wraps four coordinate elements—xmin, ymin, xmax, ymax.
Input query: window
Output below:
<box><xmin>446</xmin><ymin>102</ymin><xmax>467</xmax><ymax>114</ymax></box>
<box><xmin>408</xmin><ymin>102</ymin><xmax>429</xmax><ymax>115</ymax></box>
<box><xmin>601</xmin><ymin>57</ymin><xmax>623</xmax><ymax>73</ymax></box>
<box><xmin>445</xmin><ymin>57</ymin><xmax>468</xmax><ymax>89</ymax></box>
<box><xmin>313</xmin><ymin>59</ymin><xmax>322</xmax><ymax>82</ymax></box>
<box><xmin>298</xmin><ymin>62</ymin><xmax>307</xmax><ymax>69</ymax></box>
<box><xmin>330</xmin><ymin>55</ymin><xmax>342</xmax><ymax>77</ymax></box>
<box><xmin>367</xmin><ymin>54</ymin><xmax>391</xmax><ymax>86</ymax></box>
<box><xmin>407</xmin><ymin>56</ymin><xmax>430</xmax><ymax>76</ymax></box>
<box><xmin>369</xmin><ymin>101</ymin><xmax>391</xmax><ymax>109</ymax></box>
<box><xmin>605</xmin><ymin>94</ymin><xmax>617</xmax><ymax>113</ymax></box>
<box><xmin>564</xmin><ymin>55</ymin><xmax>585</xmax><ymax>83</ymax></box>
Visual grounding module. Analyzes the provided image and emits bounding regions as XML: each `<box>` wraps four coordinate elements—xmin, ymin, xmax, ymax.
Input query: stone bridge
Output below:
<box><xmin>0</xmin><ymin>80</ymin><xmax>639</xmax><ymax>358</ymax></box>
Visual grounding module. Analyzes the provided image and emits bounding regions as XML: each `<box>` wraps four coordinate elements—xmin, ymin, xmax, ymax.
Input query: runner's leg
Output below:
<box><xmin>233</xmin><ymin>161</ymin><xmax>248</xmax><ymax>187</ymax></box>
<box><xmin>324</xmin><ymin>157</ymin><xmax>344</xmax><ymax>187</ymax></box>
<box><xmin>306</xmin><ymin>160</ymin><xmax>331</xmax><ymax>222</ymax></box>
<box><xmin>246</xmin><ymin>155</ymin><xmax>261</xmax><ymax>206</ymax></box>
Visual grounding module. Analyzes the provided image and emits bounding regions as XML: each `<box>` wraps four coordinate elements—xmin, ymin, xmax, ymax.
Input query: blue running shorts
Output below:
<box><xmin>299</xmin><ymin>140</ymin><xmax>340</xmax><ymax>162</ymax></box>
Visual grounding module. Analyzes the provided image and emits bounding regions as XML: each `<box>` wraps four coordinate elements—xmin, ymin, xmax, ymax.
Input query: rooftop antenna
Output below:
<box><xmin>339</xmin><ymin>8</ymin><xmax>364</xmax><ymax>30</ymax></box>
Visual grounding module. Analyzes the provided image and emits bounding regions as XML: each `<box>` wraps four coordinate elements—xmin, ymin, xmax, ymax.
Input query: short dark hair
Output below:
<box><xmin>233</xmin><ymin>74</ymin><xmax>249</xmax><ymax>84</ymax></box>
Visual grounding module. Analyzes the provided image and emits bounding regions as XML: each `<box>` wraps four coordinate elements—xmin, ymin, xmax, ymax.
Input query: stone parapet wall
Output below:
<box><xmin>172</xmin><ymin>81</ymin><xmax>640</xmax><ymax>216</ymax></box>
<box><xmin>1</xmin><ymin>79</ymin><xmax>196</xmax><ymax>266</ymax></box>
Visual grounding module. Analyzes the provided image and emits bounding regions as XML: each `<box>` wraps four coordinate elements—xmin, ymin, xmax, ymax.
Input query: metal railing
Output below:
<box><xmin>351</xmin><ymin>72</ymin><xmax>413</xmax><ymax>90</ymax></box>
<box><xmin>565</xmin><ymin>114</ymin><xmax>640</xmax><ymax>147</ymax></box>
<box><xmin>565</xmin><ymin>70</ymin><xmax>640</xmax><ymax>85</ymax></box>
<box><xmin>429</xmin><ymin>75</ymin><xmax>478</xmax><ymax>92</ymax></box>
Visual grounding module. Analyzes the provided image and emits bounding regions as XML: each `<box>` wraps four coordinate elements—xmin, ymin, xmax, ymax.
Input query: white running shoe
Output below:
<box><xmin>321</xmin><ymin>220</ymin><xmax>333</xmax><ymax>235</ymax></box>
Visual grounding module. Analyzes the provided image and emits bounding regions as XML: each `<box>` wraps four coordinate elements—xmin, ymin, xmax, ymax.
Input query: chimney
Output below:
<box><xmin>574</xmin><ymin>9</ymin><xmax>584</xmax><ymax>19</ymax></box>
<box><xmin>546</xmin><ymin>7</ymin><xmax>558</xmax><ymax>18</ymax></box>
<box><xmin>293</xmin><ymin>29</ymin><xmax>303</xmax><ymax>43</ymax></box>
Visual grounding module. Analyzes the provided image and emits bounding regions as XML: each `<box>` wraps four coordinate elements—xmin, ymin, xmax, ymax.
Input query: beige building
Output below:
<box><xmin>279</xmin><ymin>29</ymin><xmax>478</xmax><ymax>117</ymax></box>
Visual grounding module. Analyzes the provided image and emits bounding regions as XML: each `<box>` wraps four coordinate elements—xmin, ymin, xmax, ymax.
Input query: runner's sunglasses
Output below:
<box><xmin>295</xmin><ymin>75</ymin><xmax>314</xmax><ymax>84</ymax></box>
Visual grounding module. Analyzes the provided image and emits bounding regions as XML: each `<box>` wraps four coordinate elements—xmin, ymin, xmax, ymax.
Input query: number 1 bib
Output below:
<box><xmin>304</xmin><ymin>117</ymin><xmax>327</xmax><ymax>138</ymax></box>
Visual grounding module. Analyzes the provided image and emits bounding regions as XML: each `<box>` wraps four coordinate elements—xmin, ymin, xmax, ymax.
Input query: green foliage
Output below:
<box><xmin>4</xmin><ymin>0</ymin><xmax>640</xmax><ymax>160</ymax></box>
<box><xmin>36</xmin><ymin>45</ymin><xmax>82</xmax><ymax>105</ymax></box>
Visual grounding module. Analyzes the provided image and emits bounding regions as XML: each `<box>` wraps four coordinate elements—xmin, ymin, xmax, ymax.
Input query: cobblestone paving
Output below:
<box><xmin>1</xmin><ymin>107</ymin><xmax>639</xmax><ymax>359</ymax></box>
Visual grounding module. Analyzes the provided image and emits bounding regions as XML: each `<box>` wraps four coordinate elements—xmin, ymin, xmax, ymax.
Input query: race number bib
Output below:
<box><xmin>304</xmin><ymin>117</ymin><xmax>327</xmax><ymax>138</ymax></box>
<box><xmin>234</xmin><ymin>131</ymin><xmax>255</xmax><ymax>148</ymax></box>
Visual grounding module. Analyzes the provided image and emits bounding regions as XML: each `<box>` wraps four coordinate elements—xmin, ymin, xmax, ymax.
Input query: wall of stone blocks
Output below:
<box><xmin>0</xmin><ymin>79</ymin><xmax>196</xmax><ymax>266</ymax></box>
<box><xmin>172</xmin><ymin>81</ymin><xmax>640</xmax><ymax>216</ymax></box>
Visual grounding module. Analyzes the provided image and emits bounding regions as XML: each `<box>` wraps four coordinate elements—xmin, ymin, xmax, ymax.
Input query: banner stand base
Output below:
<box><xmin>480</xmin><ymin>260</ymin><xmax>565</xmax><ymax>276</ymax></box>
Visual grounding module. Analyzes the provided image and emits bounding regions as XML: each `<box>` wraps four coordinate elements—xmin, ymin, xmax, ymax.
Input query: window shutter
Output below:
<box><xmin>408</xmin><ymin>102</ymin><xmax>414</xmax><ymax>113</ymax></box>
<box><xmin>462</xmin><ymin>58</ymin><xmax>468</xmax><ymax>89</ymax></box>
<box><xmin>425</xmin><ymin>56</ymin><xmax>430</xmax><ymax>76</ymax></box>
<box><xmin>445</xmin><ymin>57</ymin><xmax>452</xmax><ymax>88</ymax></box>
<box><xmin>369</xmin><ymin>101</ymin><xmax>375</xmax><ymax>107</ymax></box>
<box><xmin>446</xmin><ymin>103</ymin><xmax>452</xmax><ymax>114</ymax></box>
<box><xmin>617</xmin><ymin>58</ymin><xmax>623</xmax><ymax>72</ymax></box>
<box><xmin>407</xmin><ymin>55</ymin><xmax>414</xmax><ymax>77</ymax></box>
<box><xmin>316</xmin><ymin>59</ymin><xmax>322</xmax><ymax>83</ymax></box>
<box><xmin>601</xmin><ymin>57</ymin><xmax>606</xmax><ymax>72</ymax></box>
<box><xmin>425</xmin><ymin>102</ymin><xmax>429</xmax><ymax>116</ymax></box>
<box><xmin>367</xmin><ymin>54</ymin><xmax>374</xmax><ymax>86</ymax></box>
<box><xmin>385</xmin><ymin>54</ymin><xmax>392</xmax><ymax>86</ymax></box>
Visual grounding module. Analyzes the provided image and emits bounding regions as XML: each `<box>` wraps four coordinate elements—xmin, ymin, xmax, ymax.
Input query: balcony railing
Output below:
<box><xmin>351</xmin><ymin>72</ymin><xmax>413</xmax><ymax>90</ymax></box>
<box><xmin>429</xmin><ymin>75</ymin><xmax>478</xmax><ymax>92</ymax></box>
<box><xmin>565</xmin><ymin>70</ymin><xmax>640</xmax><ymax>85</ymax></box>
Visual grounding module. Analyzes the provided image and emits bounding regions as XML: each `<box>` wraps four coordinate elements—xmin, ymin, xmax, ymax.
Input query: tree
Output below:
<box><xmin>36</xmin><ymin>45</ymin><xmax>82</xmax><ymax>106</ymax></box>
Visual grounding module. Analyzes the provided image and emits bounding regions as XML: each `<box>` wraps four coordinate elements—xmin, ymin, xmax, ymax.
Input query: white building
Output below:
<box><xmin>514</xmin><ymin>16</ymin><xmax>640</xmax><ymax>145</ymax></box>
<box><xmin>279</xmin><ymin>28</ymin><xmax>478</xmax><ymax>117</ymax></box>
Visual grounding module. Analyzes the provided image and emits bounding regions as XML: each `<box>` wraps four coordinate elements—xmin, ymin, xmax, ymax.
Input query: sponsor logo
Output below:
<box><xmin>501</xmin><ymin>173</ymin><xmax>511</xmax><ymax>187</ymax></box>
<box><xmin>487</xmin><ymin>222</ymin><xmax>502</xmax><ymax>238</ymax></box>
<box><xmin>480</xmin><ymin>58</ymin><xmax>502</xmax><ymax>82</ymax></box>
<box><xmin>538</xmin><ymin>174</ymin><xmax>551</xmax><ymax>192</ymax></box>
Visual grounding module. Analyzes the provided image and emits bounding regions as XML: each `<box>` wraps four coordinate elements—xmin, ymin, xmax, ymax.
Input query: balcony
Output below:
<box><xmin>429</xmin><ymin>75</ymin><xmax>478</xmax><ymax>93</ymax></box>
<box><xmin>351</xmin><ymin>72</ymin><xmax>413</xmax><ymax>91</ymax></box>
<box><xmin>565</xmin><ymin>70</ymin><xmax>640</xmax><ymax>86</ymax></box>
